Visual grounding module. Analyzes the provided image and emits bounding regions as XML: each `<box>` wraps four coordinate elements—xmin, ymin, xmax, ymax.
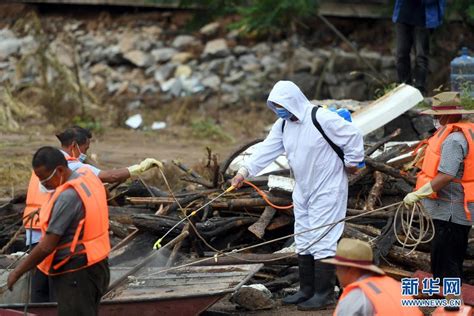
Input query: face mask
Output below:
<box><xmin>38</xmin><ymin>182</ymin><xmax>55</xmax><ymax>193</ymax></box>
<box><xmin>75</xmin><ymin>144</ymin><xmax>87</xmax><ymax>162</ymax></box>
<box><xmin>276</xmin><ymin>108</ymin><xmax>292</xmax><ymax>120</ymax></box>
<box><xmin>433</xmin><ymin>119</ymin><xmax>441</xmax><ymax>129</ymax></box>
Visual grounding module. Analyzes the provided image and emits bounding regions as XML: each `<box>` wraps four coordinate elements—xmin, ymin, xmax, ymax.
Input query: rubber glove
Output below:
<box><xmin>231</xmin><ymin>167</ymin><xmax>248</xmax><ymax>189</ymax></box>
<box><xmin>128</xmin><ymin>158</ymin><xmax>163</xmax><ymax>176</ymax></box>
<box><xmin>403</xmin><ymin>182</ymin><xmax>434</xmax><ymax>206</ymax></box>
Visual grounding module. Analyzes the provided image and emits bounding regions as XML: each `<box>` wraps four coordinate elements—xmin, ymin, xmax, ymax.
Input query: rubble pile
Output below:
<box><xmin>1</xmin><ymin>135</ymin><xmax>473</xmax><ymax>310</ymax></box>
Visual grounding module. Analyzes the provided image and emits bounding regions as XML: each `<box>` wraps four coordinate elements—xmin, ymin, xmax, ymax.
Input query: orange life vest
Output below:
<box><xmin>415</xmin><ymin>122</ymin><xmax>474</xmax><ymax>221</ymax></box>
<box><xmin>23</xmin><ymin>155</ymin><xmax>80</xmax><ymax>230</ymax></box>
<box><xmin>334</xmin><ymin>275</ymin><xmax>422</xmax><ymax>316</ymax></box>
<box><xmin>37</xmin><ymin>167</ymin><xmax>110</xmax><ymax>276</ymax></box>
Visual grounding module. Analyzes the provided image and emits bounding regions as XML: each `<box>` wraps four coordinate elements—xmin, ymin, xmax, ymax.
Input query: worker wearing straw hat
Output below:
<box><xmin>404</xmin><ymin>91</ymin><xmax>473</xmax><ymax>310</ymax></box>
<box><xmin>323</xmin><ymin>238</ymin><xmax>422</xmax><ymax>316</ymax></box>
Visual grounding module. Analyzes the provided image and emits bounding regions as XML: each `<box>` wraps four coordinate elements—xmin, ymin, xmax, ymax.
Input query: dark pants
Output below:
<box><xmin>30</xmin><ymin>243</ymin><xmax>55</xmax><ymax>303</ymax></box>
<box><xmin>431</xmin><ymin>220</ymin><xmax>471</xmax><ymax>281</ymax></box>
<box><xmin>51</xmin><ymin>259</ymin><xmax>110</xmax><ymax>316</ymax></box>
<box><xmin>395</xmin><ymin>22</ymin><xmax>430</xmax><ymax>95</ymax></box>
<box><xmin>31</xmin><ymin>266</ymin><xmax>55</xmax><ymax>303</ymax></box>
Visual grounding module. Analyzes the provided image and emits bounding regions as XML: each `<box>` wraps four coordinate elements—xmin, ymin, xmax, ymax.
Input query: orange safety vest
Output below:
<box><xmin>415</xmin><ymin>122</ymin><xmax>474</xmax><ymax>221</ymax></box>
<box><xmin>334</xmin><ymin>275</ymin><xmax>422</xmax><ymax>316</ymax></box>
<box><xmin>23</xmin><ymin>155</ymin><xmax>80</xmax><ymax>230</ymax></box>
<box><xmin>37</xmin><ymin>167</ymin><xmax>110</xmax><ymax>276</ymax></box>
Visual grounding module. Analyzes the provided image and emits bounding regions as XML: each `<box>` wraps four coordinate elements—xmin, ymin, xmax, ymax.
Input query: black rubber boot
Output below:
<box><xmin>281</xmin><ymin>254</ymin><xmax>315</xmax><ymax>305</ymax></box>
<box><xmin>297</xmin><ymin>259</ymin><xmax>336</xmax><ymax>311</ymax></box>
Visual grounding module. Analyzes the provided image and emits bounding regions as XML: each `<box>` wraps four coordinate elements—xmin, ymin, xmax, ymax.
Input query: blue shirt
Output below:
<box><xmin>393</xmin><ymin>0</ymin><xmax>446</xmax><ymax>29</ymax></box>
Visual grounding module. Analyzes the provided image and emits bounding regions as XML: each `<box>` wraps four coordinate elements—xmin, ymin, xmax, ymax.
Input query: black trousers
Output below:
<box><xmin>51</xmin><ymin>259</ymin><xmax>110</xmax><ymax>316</ymax></box>
<box><xmin>29</xmin><ymin>243</ymin><xmax>55</xmax><ymax>303</ymax></box>
<box><xmin>395</xmin><ymin>22</ymin><xmax>431</xmax><ymax>94</ymax></box>
<box><xmin>431</xmin><ymin>220</ymin><xmax>471</xmax><ymax>281</ymax></box>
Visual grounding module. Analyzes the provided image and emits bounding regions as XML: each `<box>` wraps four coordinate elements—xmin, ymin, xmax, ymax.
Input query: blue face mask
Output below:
<box><xmin>275</xmin><ymin>108</ymin><xmax>292</xmax><ymax>120</ymax></box>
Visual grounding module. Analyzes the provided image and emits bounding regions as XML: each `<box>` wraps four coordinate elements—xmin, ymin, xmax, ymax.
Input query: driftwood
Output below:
<box><xmin>248</xmin><ymin>206</ymin><xmax>277</xmax><ymax>239</ymax></box>
<box><xmin>132</xmin><ymin>214</ymin><xmax>257</xmax><ymax>239</ymax></box>
<box><xmin>364</xmin><ymin>157</ymin><xmax>416</xmax><ymax>185</ymax></box>
<box><xmin>364</xmin><ymin>171</ymin><xmax>385</xmax><ymax>211</ymax></box>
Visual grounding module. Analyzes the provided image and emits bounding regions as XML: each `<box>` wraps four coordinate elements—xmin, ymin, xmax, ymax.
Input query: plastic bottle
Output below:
<box><xmin>450</xmin><ymin>47</ymin><xmax>474</xmax><ymax>97</ymax></box>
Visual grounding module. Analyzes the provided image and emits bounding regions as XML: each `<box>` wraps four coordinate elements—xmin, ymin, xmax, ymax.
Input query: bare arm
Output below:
<box><xmin>7</xmin><ymin>233</ymin><xmax>61</xmax><ymax>290</ymax></box>
<box><xmin>430</xmin><ymin>172</ymin><xmax>455</xmax><ymax>192</ymax></box>
<box><xmin>98</xmin><ymin>168</ymin><xmax>131</xmax><ymax>183</ymax></box>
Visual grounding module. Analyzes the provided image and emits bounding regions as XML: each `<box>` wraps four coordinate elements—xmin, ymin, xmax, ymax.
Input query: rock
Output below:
<box><xmin>238</xmin><ymin>54</ymin><xmax>260</xmax><ymax>72</ymax></box>
<box><xmin>141</xmin><ymin>25</ymin><xmax>162</xmax><ymax>37</ymax></box>
<box><xmin>118</xmin><ymin>34</ymin><xmax>137</xmax><ymax>53</ymax></box>
<box><xmin>384</xmin><ymin>115</ymin><xmax>419</xmax><ymax>141</ymax></box>
<box><xmin>200</xmin><ymin>22</ymin><xmax>220</xmax><ymax>36</ymax></box>
<box><xmin>202</xmin><ymin>39</ymin><xmax>229</xmax><ymax>59</ymax></box>
<box><xmin>124</xmin><ymin>50</ymin><xmax>152</xmax><ymax>67</ymax></box>
<box><xmin>327</xmin><ymin>50</ymin><xmax>359</xmax><ymax>73</ymax></box>
<box><xmin>172</xmin><ymin>35</ymin><xmax>199</xmax><ymax>49</ymax></box>
<box><xmin>174</xmin><ymin>64</ymin><xmax>192</xmax><ymax>78</ymax></box>
<box><xmin>224</xmin><ymin>70</ymin><xmax>245</xmax><ymax>83</ymax></box>
<box><xmin>230</xmin><ymin>284</ymin><xmax>275</xmax><ymax>311</ymax></box>
<box><xmin>50</xmin><ymin>39</ymin><xmax>74</xmax><ymax>68</ymax></box>
<box><xmin>201</xmin><ymin>75</ymin><xmax>221</xmax><ymax>90</ymax></box>
<box><xmin>205</xmin><ymin>56</ymin><xmax>235</xmax><ymax>76</ymax></box>
<box><xmin>154</xmin><ymin>64</ymin><xmax>177</xmax><ymax>83</ymax></box>
<box><xmin>381</xmin><ymin>55</ymin><xmax>396</xmax><ymax>68</ymax></box>
<box><xmin>171</xmin><ymin>52</ymin><xmax>194</xmax><ymax>64</ymax></box>
<box><xmin>360</xmin><ymin>50</ymin><xmax>382</xmax><ymax>69</ymax></box>
<box><xmin>251</xmin><ymin>42</ymin><xmax>271</xmax><ymax>57</ymax></box>
<box><xmin>0</xmin><ymin>38</ymin><xmax>22</xmax><ymax>60</ymax></box>
<box><xmin>288</xmin><ymin>73</ymin><xmax>318</xmax><ymax>98</ymax></box>
<box><xmin>151</xmin><ymin>47</ymin><xmax>178</xmax><ymax>63</ymax></box>
<box><xmin>233</xmin><ymin>45</ymin><xmax>249</xmax><ymax>56</ymax></box>
<box><xmin>412</xmin><ymin>115</ymin><xmax>435</xmax><ymax>138</ymax></box>
<box><xmin>260</xmin><ymin>55</ymin><xmax>280</xmax><ymax>73</ymax></box>
<box><xmin>328</xmin><ymin>81</ymin><xmax>368</xmax><ymax>101</ymax></box>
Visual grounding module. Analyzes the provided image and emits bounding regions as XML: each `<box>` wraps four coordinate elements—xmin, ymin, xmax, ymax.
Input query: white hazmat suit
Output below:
<box><xmin>242</xmin><ymin>81</ymin><xmax>364</xmax><ymax>259</ymax></box>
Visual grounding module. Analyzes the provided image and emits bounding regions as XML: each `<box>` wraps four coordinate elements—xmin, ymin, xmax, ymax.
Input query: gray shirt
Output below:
<box><xmin>46</xmin><ymin>171</ymin><xmax>87</xmax><ymax>271</ymax></box>
<box><xmin>423</xmin><ymin>132</ymin><xmax>473</xmax><ymax>226</ymax></box>
<box><xmin>336</xmin><ymin>274</ymin><xmax>375</xmax><ymax>316</ymax></box>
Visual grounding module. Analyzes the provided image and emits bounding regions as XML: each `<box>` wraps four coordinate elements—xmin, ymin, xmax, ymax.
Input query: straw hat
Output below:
<box><xmin>321</xmin><ymin>238</ymin><xmax>385</xmax><ymax>275</ymax></box>
<box><xmin>422</xmin><ymin>91</ymin><xmax>474</xmax><ymax>115</ymax></box>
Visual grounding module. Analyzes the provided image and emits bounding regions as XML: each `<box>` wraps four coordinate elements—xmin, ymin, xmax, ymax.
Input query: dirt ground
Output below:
<box><xmin>0</xmin><ymin>125</ymin><xmax>265</xmax><ymax>199</ymax></box>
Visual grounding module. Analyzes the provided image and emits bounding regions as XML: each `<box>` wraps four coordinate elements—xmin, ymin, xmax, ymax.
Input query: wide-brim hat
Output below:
<box><xmin>422</xmin><ymin>91</ymin><xmax>474</xmax><ymax>115</ymax></box>
<box><xmin>321</xmin><ymin>238</ymin><xmax>385</xmax><ymax>275</ymax></box>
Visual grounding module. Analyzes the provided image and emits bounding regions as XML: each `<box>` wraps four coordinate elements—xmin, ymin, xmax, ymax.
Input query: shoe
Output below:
<box><xmin>282</xmin><ymin>254</ymin><xmax>314</xmax><ymax>305</ymax></box>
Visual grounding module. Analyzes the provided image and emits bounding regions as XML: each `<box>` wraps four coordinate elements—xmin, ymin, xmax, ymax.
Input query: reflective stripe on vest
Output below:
<box><xmin>334</xmin><ymin>276</ymin><xmax>422</xmax><ymax>316</ymax></box>
<box><xmin>415</xmin><ymin>122</ymin><xmax>474</xmax><ymax>221</ymax></box>
<box><xmin>37</xmin><ymin>167</ymin><xmax>110</xmax><ymax>276</ymax></box>
<box><xmin>23</xmin><ymin>172</ymin><xmax>51</xmax><ymax>230</ymax></box>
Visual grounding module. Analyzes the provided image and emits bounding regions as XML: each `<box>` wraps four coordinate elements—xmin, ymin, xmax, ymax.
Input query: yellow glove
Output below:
<box><xmin>128</xmin><ymin>158</ymin><xmax>163</xmax><ymax>176</ymax></box>
<box><xmin>403</xmin><ymin>182</ymin><xmax>434</xmax><ymax>206</ymax></box>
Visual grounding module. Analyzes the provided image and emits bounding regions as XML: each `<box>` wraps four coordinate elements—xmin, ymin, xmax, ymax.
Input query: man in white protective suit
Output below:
<box><xmin>231</xmin><ymin>80</ymin><xmax>365</xmax><ymax>311</ymax></box>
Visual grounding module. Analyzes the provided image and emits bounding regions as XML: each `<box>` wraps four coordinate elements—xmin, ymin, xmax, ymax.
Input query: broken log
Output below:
<box><xmin>248</xmin><ymin>206</ymin><xmax>277</xmax><ymax>239</ymax></box>
<box><xmin>365</xmin><ymin>157</ymin><xmax>416</xmax><ymax>185</ymax></box>
<box><xmin>364</xmin><ymin>171</ymin><xmax>385</xmax><ymax>211</ymax></box>
<box><xmin>132</xmin><ymin>214</ymin><xmax>257</xmax><ymax>239</ymax></box>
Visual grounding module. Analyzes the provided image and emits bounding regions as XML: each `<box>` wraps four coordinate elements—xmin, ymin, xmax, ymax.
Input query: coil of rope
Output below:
<box><xmin>393</xmin><ymin>201</ymin><xmax>435</xmax><ymax>255</ymax></box>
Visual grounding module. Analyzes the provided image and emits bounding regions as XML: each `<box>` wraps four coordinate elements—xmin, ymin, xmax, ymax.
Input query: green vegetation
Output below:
<box><xmin>190</xmin><ymin>118</ymin><xmax>234</xmax><ymax>143</ymax></box>
<box><xmin>165</xmin><ymin>0</ymin><xmax>319</xmax><ymax>35</ymax></box>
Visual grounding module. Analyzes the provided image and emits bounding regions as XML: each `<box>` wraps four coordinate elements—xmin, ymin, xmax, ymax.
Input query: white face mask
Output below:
<box><xmin>433</xmin><ymin>119</ymin><xmax>441</xmax><ymax>129</ymax></box>
<box><xmin>38</xmin><ymin>182</ymin><xmax>55</xmax><ymax>193</ymax></box>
